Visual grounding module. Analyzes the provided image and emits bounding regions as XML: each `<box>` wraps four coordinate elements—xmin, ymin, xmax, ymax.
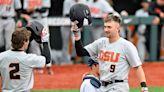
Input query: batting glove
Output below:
<box><xmin>141</xmin><ymin>87</ymin><xmax>148</xmax><ymax>92</ymax></box>
<box><xmin>41</xmin><ymin>27</ymin><xmax>49</xmax><ymax>43</ymax></box>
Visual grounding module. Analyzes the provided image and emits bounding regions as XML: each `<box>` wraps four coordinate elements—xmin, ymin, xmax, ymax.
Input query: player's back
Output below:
<box><xmin>0</xmin><ymin>50</ymin><xmax>45</xmax><ymax>92</ymax></box>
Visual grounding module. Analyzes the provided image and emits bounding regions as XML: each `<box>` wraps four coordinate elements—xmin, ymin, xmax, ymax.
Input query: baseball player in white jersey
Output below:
<box><xmin>80</xmin><ymin>58</ymin><xmax>101</xmax><ymax>92</ymax></box>
<box><xmin>21</xmin><ymin>0</ymin><xmax>53</xmax><ymax>74</ymax></box>
<box><xmin>0</xmin><ymin>28</ymin><xmax>46</xmax><ymax>92</ymax></box>
<box><xmin>71</xmin><ymin>12</ymin><xmax>148</xmax><ymax>92</ymax></box>
<box><xmin>0</xmin><ymin>0</ymin><xmax>21</xmax><ymax>51</ymax></box>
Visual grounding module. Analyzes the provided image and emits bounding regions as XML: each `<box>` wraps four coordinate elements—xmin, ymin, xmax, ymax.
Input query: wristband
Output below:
<box><xmin>141</xmin><ymin>82</ymin><xmax>147</xmax><ymax>87</ymax></box>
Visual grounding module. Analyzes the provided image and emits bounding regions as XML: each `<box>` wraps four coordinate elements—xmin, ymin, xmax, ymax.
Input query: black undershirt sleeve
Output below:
<box><xmin>75</xmin><ymin>40</ymin><xmax>90</xmax><ymax>56</ymax></box>
<box><xmin>41</xmin><ymin>42</ymin><xmax>51</xmax><ymax>64</ymax></box>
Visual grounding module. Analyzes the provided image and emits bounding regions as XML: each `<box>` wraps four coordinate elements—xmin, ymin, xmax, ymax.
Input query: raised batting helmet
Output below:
<box><xmin>26</xmin><ymin>21</ymin><xmax>44</xmax><ymax>43</ymax></box>
<box><xmin>69</xmin><ymin>3</ymin><xmax>92</xmax><ymax>28</ymax></box>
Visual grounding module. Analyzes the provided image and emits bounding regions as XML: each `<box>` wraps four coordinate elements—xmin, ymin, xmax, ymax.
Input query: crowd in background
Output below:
<box><xmin>0</xmin><ymin>0</ymin><xmax>164</xmax><ymax>65</ymax></box>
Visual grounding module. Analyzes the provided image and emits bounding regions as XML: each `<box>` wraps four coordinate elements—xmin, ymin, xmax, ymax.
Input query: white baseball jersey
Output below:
<box><xmin>0</xmin><ymin>50</ymin><xmax>46</xmax><ymax>92</ymax></box>
<box><xmin>80</xmin><ymin>75</ymin><xmax>100</xmax><ymax>92</ymax></box>
<box><xmin>23</xmin><ymin>0</ymin><xmax>51</xmax><ymax>17</ymax></box>
<box><xmin>0</xmin><ymin>0</ymin><xmax>21</xmax><ymax>17</ymax></box>
<box><xmin>86</xmin><ymin>0</ymin><xmax>114</xmax><ymax>18</ymax></box>
<box><xmin>85</xmin><ymin>37</ymin><xmax>142</xmax><ymax>81</ymax></box>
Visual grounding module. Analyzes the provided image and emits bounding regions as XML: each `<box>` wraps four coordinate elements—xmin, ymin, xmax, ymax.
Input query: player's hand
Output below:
<box><xmin>141</xmin><ymin>87</ymin><xmax>149</xmax><ymax>92</ymax></box>
<box><xmin>41</xmin><ymin>27</ymin><xmax>49</xmax><ymax>42</ymax></box>
<box><xmin>71</xmin><ymin>20</ymin><xmax>82</xmax><ymax>40</ymax></box>
<box><xmin>71</xmin><ymin>20</ymin><xmax>80</xmax><ymax>32</ymax></box>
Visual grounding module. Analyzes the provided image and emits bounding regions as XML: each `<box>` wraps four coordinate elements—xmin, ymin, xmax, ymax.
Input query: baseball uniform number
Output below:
<box><xmin>9</xmin><ymin>63</ymin><xmax>20</xmax><ymax>79</ymax></box>
<box><xmin>109</xmin><ymin>64</ymin><xmax>116</xmax><ymax>73</ymax></box>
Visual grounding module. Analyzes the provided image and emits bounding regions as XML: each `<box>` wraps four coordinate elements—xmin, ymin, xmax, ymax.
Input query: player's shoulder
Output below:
<box><xmin>119</xmin><ymin>38</ymin><xmax>136</xmax><ymax>49</ymax></box>
<box><xmin>120</xmin><ymin>38</ymin><xmax>134</xmax><ymax>45</ymax></box>
<box><xmin>95</xmin><ymin>37</ymin><xmax>108</xmax><ymax>42</ymax></box>
<box><xmin>0</xmin><ymin>50</ymin><xmax>11</xmax><ymax>57</ymax></box>
<box><xmin>82</xmin><ymin>74</ymin><xmax>101</xmax><ymax>88</ymax></box>
<box><xmin>23</xmin><ymin>53</ymin><xmax>45</xmax><ymax>62</ymax></box>
<box><xmin>92</xmin><ymin>37</ymin><xmax>108</xmax><ymax>45</ymax></box>
<box><xmin>0</xmin><ymin>50</ymin><xmax>16</xmax><ymax>62</ymax></box>
<box><xmin>25</xmin><ymin>53</ymin><xmax>44</xmax><ymax>59</ymax></box>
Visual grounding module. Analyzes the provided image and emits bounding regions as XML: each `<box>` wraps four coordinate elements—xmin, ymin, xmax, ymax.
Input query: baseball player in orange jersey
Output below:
<box><xmin>0</xmin><ymin>28</ymin><xmax>47</xmax><ymax>92</ymax></box>
<box><xmin>69</xmin><ymin>4</ymin><xmax>148</xmax><ymax>92</ymax></box>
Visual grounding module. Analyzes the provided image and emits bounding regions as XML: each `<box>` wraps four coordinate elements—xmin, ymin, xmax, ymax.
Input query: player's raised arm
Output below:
<box><xmin>25</xmin><ymin>21</ymin><xmax>51</xmax><ymax>64</ymax></box>
<box><xmin>71</xmin><ymin>21</ymin><xmax>90</xmax><ymax>57</ymax></box>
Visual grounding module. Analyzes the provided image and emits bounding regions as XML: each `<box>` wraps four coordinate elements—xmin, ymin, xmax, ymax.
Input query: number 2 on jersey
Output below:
<box><xmin>9</xmin><ymin>63</ymin><xmax>20</xmax><ymax>79</ymax></box>
<box><xmin>110</xmin><ymin>64</ymin><xmax>116</xmax><ymax>72</ymax></box>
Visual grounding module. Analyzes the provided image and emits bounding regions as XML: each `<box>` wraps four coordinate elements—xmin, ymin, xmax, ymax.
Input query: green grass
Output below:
<box><xmin>32</xmin><ymin>87</ymin><xmax>164</xmax><ymax>92</ymax></box>
<box><xmin>32</xmin><ymin>90</ymin><xmax>79</xmax><ymax>92</ymax></box>
<box><xmin>130</xmin><ymin>87</ymin><xmax>164</xmax><ymax>92</ymax></box>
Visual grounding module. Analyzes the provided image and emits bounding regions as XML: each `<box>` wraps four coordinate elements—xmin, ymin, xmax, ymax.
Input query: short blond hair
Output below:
<box><xmin>104</xmin><ymin>12</ymin><xmax>122</xmax><ymax>24</ymax></box>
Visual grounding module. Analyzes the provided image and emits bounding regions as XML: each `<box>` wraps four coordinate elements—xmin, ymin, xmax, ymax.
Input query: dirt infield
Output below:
<box><xmin>0</xmin><ymin>62</ymin><xmax>164</xmax><ymax>90</ymax></box>
<box><xmin>32</xmin><ymin>62</ymin><xmax>164</xmax><ymax>90</ymax></box>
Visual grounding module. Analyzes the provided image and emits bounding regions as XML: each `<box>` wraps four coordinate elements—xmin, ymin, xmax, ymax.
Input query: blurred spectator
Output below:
<box><xmin>149</xmin><ymin>0</ymin><xmax>164</xmax><ymax>24</ymax></box>
<box><xmin>86</xmin><ymin>0</ymin><xmax>114</xmax><ymax>41</ymax></box>
<box><xmin>21</xmin><ymin>0</ymin><xmax>53</xmax><ymax>74</ymax></box>
<box><xmin>135</xmin><ymin>0</ymin><xmax>151</xmax><ymax>61</ymax></box>
<box><xmin>148</xmin><ymin>0</ymin><xmax>164</xmax><ymax>60</ymax></box>
<box><xmin>60</xmin><ymin>0</ymin><xmax>86</xmax><ymax>64</ymax></box>
<box><xmin>0</xmin><ymin>0</ymin><xmax>21</xmax><ymax>52</ymax></box>
<box><xmin>112</xmin><ymin>0</ymin><xmax>142</xmax><ymax>15</ymax></box>
<box><xmin>112</xmin><ymin>0</ymin><xmax>142</xmax><ymax>41</ymax></box>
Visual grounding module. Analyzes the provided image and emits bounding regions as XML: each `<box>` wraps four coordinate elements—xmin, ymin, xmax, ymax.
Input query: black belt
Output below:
<box><xmin>0</xmin><ymin>16</ymin><xmax>14</xmax><ymax>19</ymax></box>
<box><xmin>102</xmin><ymin>80</ymin><xmax>124</xmax><ymax>87</ymax></box>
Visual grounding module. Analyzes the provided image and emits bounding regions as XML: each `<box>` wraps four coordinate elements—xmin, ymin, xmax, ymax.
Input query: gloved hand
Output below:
<box><xmin>71</xmin><ymin>21</ymin><xmax>82</xmax><ymax>40</ymax></box>
<box><xmin>41</xmin><ymin>27</ymin><xmax>49</xmax><ymax>43</ymax></box>
<box><xmin>141</xmin><ymin>87</ymin><xmax>149</xmax><ymax>92</ymax></box>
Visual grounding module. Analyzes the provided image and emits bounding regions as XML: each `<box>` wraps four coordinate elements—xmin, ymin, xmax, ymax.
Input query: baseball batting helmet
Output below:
<box><xmin>26</xmin><ymin>21</ymin><xmax>44</xmax><ymax>43</ymax></box>
<box><xmin>87</xmin><ymin>58</ymin><xmax>99</xmax><ymax>67</ymax></box>
<box><xmin>69</xmin><ymin>3</ymin><xmax>92</xmax><ymax>28</ymax></box>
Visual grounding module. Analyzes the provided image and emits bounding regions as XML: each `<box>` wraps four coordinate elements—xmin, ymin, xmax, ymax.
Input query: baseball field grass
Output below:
<box><xmin>32</xmin><ymin>87</ymin><xmax>164</xmax><ymax>92</ymax></box>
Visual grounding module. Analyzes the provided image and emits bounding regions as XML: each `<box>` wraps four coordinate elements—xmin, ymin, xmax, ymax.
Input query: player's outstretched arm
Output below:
<box><xmin>134</xmin><ymin>66</ymin><xmax>148</xmax><ymax>92</ymax></box>
<box><xmin>71</xmin><ymin>21</ymin><xmax>90</xmax><ymax>57</ymax></box>
<box><xmin>42</xmin><ymin>42</ymin><xmax>51</xmax><ymax>64</ymax></box>
<box><xmin>26</xmin><ymin>21</ymin><xmax>51</xmax><ymax>64</ymax></box>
